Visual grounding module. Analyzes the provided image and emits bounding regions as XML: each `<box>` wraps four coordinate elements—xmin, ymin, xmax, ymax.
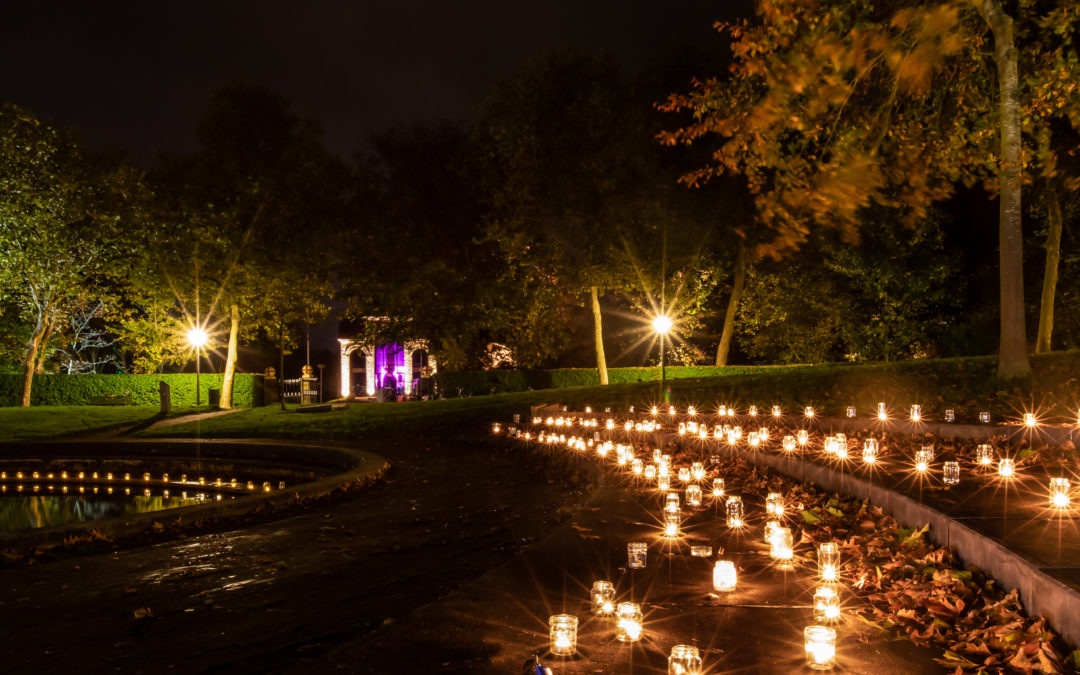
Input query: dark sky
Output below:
<box><xmin>0</xmin><ymin>1</ymin><xmax>752</xmax><ymax>167</ymax></box>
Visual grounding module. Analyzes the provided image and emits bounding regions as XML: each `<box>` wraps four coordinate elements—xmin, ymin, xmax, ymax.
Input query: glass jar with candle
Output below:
<box><xmin>549</xmin><ymin>614</ymin><xmax>578</xmax><ymax>656</ymax></box>
<box><xmin>945</xmin><ymin>409</ymin><xmax>956</xmax><ymax>423</ymax></box>
<box><xmin>862</xmin><ymin>438</ymin><xmax>878</xmax><ymax>464</ymax></box>
<box><xmin>691</xmin><ymin>462</ymin><xmax>705</xmax><ymax>481</ymax></box>
<box><xmin>1050</xmin><ymin>477</ymin><xmax>1071</xmax><ymax>508</ymax></box>
<box><xmin>846</xmin><ymin>406</ymin><xmax>856</xmax><ymax>418</ymax></box>
<box><xmin>782</xmin><ymin>435</ymin><xmax>797</xmax><ymax>452</ymax></box>
<box><xmin>817</xmin><ymin>542</ymin><xmax>839</xmax><ymax>582</ymax></box>
<box><xmin>813</xmin><ymin>584</ymin><xmax>841</xmax><ymax>622</ymax></box>
<box><xmin>998</xmin><ymin>458</ymin><xmax>1015</xmax><ymax>478</ymax></box>
<box><xmin>665</xmin><ymin>492</ymin><xmax>681</xmax><ymax>512</ymax></box>
<box><xmin>590</xmin><ymin>580</ymin><xmax>615</xmax><ymax>615</ymax></box>
<box><xmin>770</xmin><ymin>526</ymin><xmax>793</xmax><ymax>561</ymax></box>
<box><xmin>664</xmin><ymin>509</ymin><xmax>681</xmax><ymax>538</ymax></box>
<box><xmin>686</xmin><ymin>484</ymin><xmax>703</xmax><ymax>508</ymax></box>
<box><xmin>766</xmin><ymin>492</ymin><xmax>784</xmax><ymax>517</ymax></box>
<box><xmin>943</xmin><ymin>461</ymin><xmax>960</xmax><ymax>486</ymax></box>
<box><xmin>877</xmin><ymin>402</ymin><xmax>887</xmax><ymax>420</ymax></box>
<box><xmin>910</xmin><ymin>404</ymin><xmax>921</xmax><ymax>421</ymax></box>
<box><xmin>678</xmin><ymin>466</ymin><xmax>691</xmax><ymax>483</ymax></box>
<box><xmin>726</xmin><ymin>496</ymin><xmax>744</xmax><ymax>528</ymax></box>
<box><xmin>979</xmin><ymin>411</ymin><xmax>991</xmax><ymax>424</ymax></box>
<box><xmin>711</xmin><ymin>477</ymin><xmax>725</xmax><ymax>499</ymax></box>
<box><xmin>797</xmin><ymin>429</ymin><xmax>809</xmax><ymax>446</ymax></box>
<box><xmin>615</xmin><ymin>602</ymin><xmax>643</xmax><ymax>642</ymax></box>
<box><xmin>976</xmin><ymin>444</ymin><xmax>994</xmax><ymax>467</ymax></box>
<box><xmin>804</xmin><ymin>625</ymin><xmax>836</xmax><ymax>669</ymax></box>
<box><xmin>713</xmin><ymin>559</ymin><xmax>737</xmax><ymax>591</ymax></box>
<box><xmin>627</xmin><ymin>542</ymin><xmax>647</xmax><ymax>569</ymax></box>
<box><xmin>668</xmin><ymin>644</ymin><xmax>702</xmax><ymax>675</ymax></box>
<box><xmin>914</xmin><ymin>448</ymin><xmax>932</xmax><ymax>473</ymax></box>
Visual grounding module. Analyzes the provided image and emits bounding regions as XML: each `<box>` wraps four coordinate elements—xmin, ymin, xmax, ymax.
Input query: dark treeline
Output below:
<box><xmin>2</xmin><ymin>0</ymin><xmax>1078</xmax><ymax>406</ymax></box>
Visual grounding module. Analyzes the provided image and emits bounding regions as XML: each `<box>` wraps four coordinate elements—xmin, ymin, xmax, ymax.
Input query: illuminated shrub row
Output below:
<box><xmin>0</xmin><ymin>373</ymin><xmax>264</xmax><ymax>407</ymax></box>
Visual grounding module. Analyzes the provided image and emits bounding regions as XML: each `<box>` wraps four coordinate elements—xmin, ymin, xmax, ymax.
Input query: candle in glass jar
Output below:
<box><xmin>818</xmin><ymin>542</ymin><xmax>839</xmax><ymax>581</ymax></box>
<box><xmin>1050</xmin><ymin>477</ymin><xmax>1071</xmax><ymax>509</ymax></box>
<box><xmin>766</xmin><ymin>492</ymin><xmax>784</xmax><ymax>517</ymax></box>
<box><xmin>615</xmin><ymin>602</ymin><xmax>643</xmax><ymax>642</ymax></box>
<box><xmin>998</xmin><ymin>458</ymin><xmax>1015</xmax><ymax>478</ymax></box>
<box><xmin>770</xmin><ymin>526</ymin><xmax>793</xmax><ymax>561</ymax></box>
<box><xmin>591</xmin><ymin>580</ymin><xmax>615</xmax><ymax>615</ymax></box>
<box><xmin>877</xmin><ymin>401</ymin><xmax>887</xmax><ymax>421</ymax></box>
<box><xmin>943</xmin><ymin>461</ymin><xmax>960</xmax><ymax>486</ymax></box>
<box><xmin>691</xmin><ymin>462</ymin><xmax>705</xmax><ymax>481</ymax></box>
<box><xmin>712</xmin><ymin>477</ymin><xmax>725</xmax><ymax>499</ymax></box>
<box><xmin>910</xmin><ymin>404</ymin><xmax>921</xmax><ymax>422</ymax></box>
<box><xmin>549</xmin><ymin>614</ymin><xmax>578</xmax><ymax>656</ymax></box>
<box><xmin>686</xmin><ymin>484</ymin><xmax>703</xmax><ymax>508</ymax></box>
<box><xmin>726</xmin><ymin>496</ymin><xmax>744</xmax><ymax>528</ymax></box>
<box><xmin>804</xmin><ymin>625</ymin><xmax>836</xmax><ymax>670</ymax></box>
<box><xmin>813</xmin><ymin>584</ymin><xmax>841</xmax><ymax>622</ymax></box>
<box><xmin>976</xmin><ymin>444</ymin><xmax>994</xmax><ymax>466</ymax></box>
<box><xmin>713</xmin><ymin>560</ymin><xmax>737</xmax><ymax>591</ymax></box>
<box><xmin>914</xmin><ymin>448</ymin><xmax>931</xmax><ymax>473</ymax></box>
<box><xmin>627</xmin><ymin>542</ymin><xmax>647</xmax><ymax>569</ymax></box>
<box><xmin>668</xmin><ymin>644</ymin><xmax>702</xmax><ymax>675</ymax></box>
<box><xmin>862</xmin><ymin>438</ymin><xmax>878</xmax><ymax>464</ymax></box>
<box><xmin>664</xmin><ymin>509</ymin><xmax>681</xmax><ymax>538</ymax></box>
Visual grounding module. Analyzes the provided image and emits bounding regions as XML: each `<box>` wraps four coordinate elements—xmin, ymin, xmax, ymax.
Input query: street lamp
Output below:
<box><xmin>652</xmin><ymin>314</ymin><xmax>672</xmax><ymax>391</ymax></box>
<box><xmin>187</xmin><ymin>327</ymin><xmax>208</xmax><ymax>407</ymax></box>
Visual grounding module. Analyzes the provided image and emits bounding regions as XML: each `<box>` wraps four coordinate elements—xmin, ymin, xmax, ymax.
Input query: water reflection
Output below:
<box><xmin>0</xmin><ymin>492</ymin><xmax>224</xmax><ymax>531</ymax></box>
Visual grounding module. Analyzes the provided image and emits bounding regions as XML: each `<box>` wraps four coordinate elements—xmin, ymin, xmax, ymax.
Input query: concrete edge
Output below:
<box><xmin>747</xmin><ymin>449</ymin><xmax>1080</xmax><ymax>648</ymax></box>
<box><xmin>0</xmin><ymin>439</ymin><xmax>389</xmax><ymax>551</ymax></box>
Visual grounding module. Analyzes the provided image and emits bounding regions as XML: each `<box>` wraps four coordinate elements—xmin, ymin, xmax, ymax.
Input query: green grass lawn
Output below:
<box><xmin>0</xmin><ymin>406</ymin><xmax>163</xmax><ymax>442</ymax></box>
<box><xmin>2</xmin><ymin>351</ymin><xmax>1079</xmax><ymax>443</ymax></box>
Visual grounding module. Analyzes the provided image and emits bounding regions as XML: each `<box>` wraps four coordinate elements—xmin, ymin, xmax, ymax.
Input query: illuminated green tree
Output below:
<box><xmin>0</xmin><ymin>103</ymin><xmax>139</xmax><ymax>404</ymax></box>
<box><xmin>153</xmin><ymin>82</ymin><xmax>348</xmax><ymax>407</ymax></box>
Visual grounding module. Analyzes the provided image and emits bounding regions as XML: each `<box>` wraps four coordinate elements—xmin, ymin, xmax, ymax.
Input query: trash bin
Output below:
<box><xmin>208</xmin><ymin>388</ymin><xmax>221</xmax><ymax>408</ymax></box>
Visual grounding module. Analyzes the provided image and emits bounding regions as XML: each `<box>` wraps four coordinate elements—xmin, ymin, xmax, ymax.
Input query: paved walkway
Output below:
<box><xmin>2</xmin><ymin>412</ymin><xmax>1075</xmax><ymax>673</ymax></box>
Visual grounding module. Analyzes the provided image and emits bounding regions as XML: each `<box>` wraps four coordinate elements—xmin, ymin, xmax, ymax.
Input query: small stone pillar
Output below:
<box><xmin>158</xmin><ymin>381</ymin><xmax>171</xmax><ymax>414</ymax></box>
<box><xmin>263</xmin><ymin>366</ymin><xmax>279</xmax><ymax>405</ymax></box>
<box><xmin>301</xmin><ymin>364</ymin><xmax>318</xmax><ymax>404</ymax></box>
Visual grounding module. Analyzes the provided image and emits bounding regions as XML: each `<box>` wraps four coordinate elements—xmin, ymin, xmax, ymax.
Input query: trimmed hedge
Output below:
<box><xmin>434</xmin><ymin>365</ymin><xmax>803</xmax><ymax>397</ymax></box>
<box><xmin>0</xmin><ymin>373</ymin><xmax>264</xmax><ymax>408</ymax></box>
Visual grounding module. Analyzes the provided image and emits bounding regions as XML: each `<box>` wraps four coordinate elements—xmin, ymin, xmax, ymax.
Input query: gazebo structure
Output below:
<box><xmin>337</xmin><ymin>338</ymin><xmax>436</xmax><ymax>399</ymax></box>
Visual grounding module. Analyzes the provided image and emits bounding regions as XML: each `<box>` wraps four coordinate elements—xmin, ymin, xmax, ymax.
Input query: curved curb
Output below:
<box><xmin>743</xmin><ymin>446</ymin><xmax>1080</xmax><ymax>648</ymax></box>
<box><xmin>0</xmin><ymin>438</ymin><xmax>388</xmax><ymax>551</ymax></box>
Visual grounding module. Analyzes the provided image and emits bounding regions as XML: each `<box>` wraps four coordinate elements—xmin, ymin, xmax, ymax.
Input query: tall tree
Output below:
<box><xmin>153</xmin><ymin>82</ymin><xmax>348</xmax><ymax>407</ymax></box>
<box><xmin>660</xmin><ymin>0</ymin><xmax>1080</xmax><ymax>378</ymax></box>
<box><xmin>476</xmin><ymin>50</ymin><xmax>680</xmax><ymax>374</ymax></box>
<box><xmin>0</xmin><ymin>103</ymin><xmax>136</xmax><ymax>405</ymax></box>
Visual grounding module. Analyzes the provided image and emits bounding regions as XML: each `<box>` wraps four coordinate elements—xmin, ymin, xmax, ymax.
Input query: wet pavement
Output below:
<box><xmin>2</xmin><ymin>411</ymin><xmax>1076</xmax><ymax>673</ymax></box>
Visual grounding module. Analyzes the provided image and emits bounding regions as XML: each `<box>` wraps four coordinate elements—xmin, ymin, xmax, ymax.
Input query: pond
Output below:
<box><xmin>0</xmin><ymin>440</ymin><xmax>371</xmax><ymax>535</ymax></box>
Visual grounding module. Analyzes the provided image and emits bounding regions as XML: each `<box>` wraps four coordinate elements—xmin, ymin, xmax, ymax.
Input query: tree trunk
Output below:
<box><xmin>1035</xmin><ymin>183</ymin><xmax>1063</xmax><ymax>354</ymax></box>
<box><xmin>220</xmin><ymin>304</ymin><xmax>240</xmax><ymax>409</ymax></box>
<box><xmin>20</xmin><ymin>313</ymin><xmax>50</xmax><ymax>407</ymax></box>
<box><xmin>716</xmin><ymin>240</ymin><xmax>747</xmax><ymax>367</ymax></box>
<box><xmin>590</xmin><ymin>286</ymin><xmax>608</xmax><ymax>385</ymax></box>
<box><xmin>974</xmin><ymin>0</ymin><xmax>1031</xmax><ymax>379</ymax></box>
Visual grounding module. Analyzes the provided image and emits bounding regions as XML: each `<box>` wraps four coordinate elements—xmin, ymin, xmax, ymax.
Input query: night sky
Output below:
<box><xmin>1</xmin><ymin>1</ymin><xmax>752</xmax><ymax>167</ymax></box>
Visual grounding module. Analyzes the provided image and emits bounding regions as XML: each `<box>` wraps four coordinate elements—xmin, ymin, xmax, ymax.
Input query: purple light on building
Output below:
<box><xmin>375</xmin><ymin>343</ymin><xmax>404</xmax><ymax>387</ymax></box>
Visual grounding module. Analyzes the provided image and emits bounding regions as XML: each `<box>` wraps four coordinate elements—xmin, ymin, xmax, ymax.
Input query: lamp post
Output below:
<box><xmin>652</xmin><ymin>314</ymin><xmax>672</xmax><ymax>392</ymax></box>
<box><xmin>187</xmin><ymin>327</ymin><xmax>208</xmax><ymax>408</ymax></box>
